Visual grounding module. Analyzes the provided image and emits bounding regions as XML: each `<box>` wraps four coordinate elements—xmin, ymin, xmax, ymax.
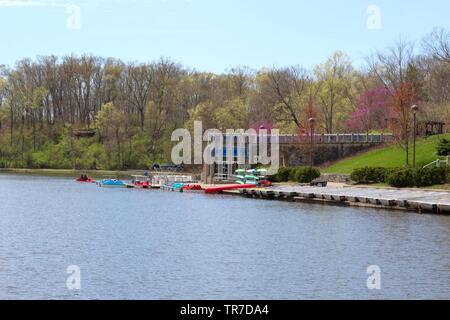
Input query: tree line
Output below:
<box><xmin>0</xmin><ymin>28</ymin><xmax>449</xmax><ymax>170</ymax></box>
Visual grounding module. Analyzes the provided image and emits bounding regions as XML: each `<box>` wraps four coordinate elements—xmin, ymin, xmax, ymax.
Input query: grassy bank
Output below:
<box><xmin>0</xmin><ymin>168</ymin><xmax>148</xmax><ymax>179</ymax></box>
<box><xmin>354</xmin><ymin>182</ymin><xmax>450</xmax><ymax>191</ymax></box>
<box><xmin>323</xmin><ymin>134</ymin><xmax>450</xmax><ymax>174</ymax></box>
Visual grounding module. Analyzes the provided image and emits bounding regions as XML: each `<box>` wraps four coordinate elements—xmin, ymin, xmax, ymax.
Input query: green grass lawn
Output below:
<box><xmin>323</xmin><ymin>133</ymin><xmax>450</xmax><ymax>174</ymax></box>
<box><xmin>353</xmin><ymin>183</ymin><xmax>450</xmax><ymax>191</ymax></box>
<box><xmin>428</xmin><ymin>184</ymin><xmax>450</xmax><ymax>190</ymax></box>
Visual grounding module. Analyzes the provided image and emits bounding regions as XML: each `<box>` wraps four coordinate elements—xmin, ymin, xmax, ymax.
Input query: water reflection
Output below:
<box><xmin>0</xmin><ymin>174</ymin><xmax>449</xmax><ymax>299</ymax></box>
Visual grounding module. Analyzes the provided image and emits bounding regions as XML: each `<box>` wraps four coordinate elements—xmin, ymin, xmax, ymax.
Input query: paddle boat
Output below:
<box><xmin>131</xmin><ymin>175</ymin><xmax>150</xmax><ymax>189</ymax></box>
<box><xmin>162</xmin><ymin>182</ymin><xmax>186</xmax><ymax>192</ymax></box>
<box><xmin>76</xmin><ymin>175</ymin><xmax>96</xmax><ymax>183</ymax></box>
<box><xmin>97</xmin><ymin>179</ymin><xmax>129</xmax><ymax>188</ymax></box>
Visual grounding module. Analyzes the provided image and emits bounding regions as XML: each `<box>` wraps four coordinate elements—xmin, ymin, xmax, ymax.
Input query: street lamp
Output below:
<box><xmin>309</xmin><ymin>117</ymin><xmax>316</xmax><ymax>167</ymax></box>
<box><xmin>411</xmin><ymin>105</ymin><xmax>419</xmax><ymax>168</ymax></box>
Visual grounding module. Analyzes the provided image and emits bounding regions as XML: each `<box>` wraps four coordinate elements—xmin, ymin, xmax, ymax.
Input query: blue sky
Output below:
<box><xmin>1</xmin><ymin>0</ymin><xmax>449</xmax><ymax>72</ymax></box>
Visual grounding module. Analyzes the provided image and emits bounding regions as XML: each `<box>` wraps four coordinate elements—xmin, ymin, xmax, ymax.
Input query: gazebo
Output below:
<box><xmin>417</xmin><ymin>121</ymin><xmax>446</xmax><ymax>136</ymax></box>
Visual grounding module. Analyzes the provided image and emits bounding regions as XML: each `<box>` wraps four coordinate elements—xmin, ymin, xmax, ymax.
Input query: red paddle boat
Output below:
<box><xmin>131</xmin><ymin>175</ymin><xmax>150</xmax><ymax>189</ymax></box>
<box><xmin>76</xmin><ymin>175</ymin><xmax>96</xmax><ymax>183</ymax></box>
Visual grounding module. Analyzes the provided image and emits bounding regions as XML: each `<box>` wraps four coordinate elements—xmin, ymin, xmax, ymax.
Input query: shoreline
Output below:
<box><xmin>0</xmin><ymin>168</ymin><xmax>142</xmax><ymax>179</ymax></box>
<box><xmin>1</xmin><ymin>168</ymin><xmax>450</xmax><ymax>192</ymax></box>
<box><xmin>2</xmin><ymin>168</ymin><xmax>450</xmax><ymax>215</ymax></box>
<box><xmin>0</xmin><ymin>168</ymin><xmax>198</xmax><ymax>179</ymax></box>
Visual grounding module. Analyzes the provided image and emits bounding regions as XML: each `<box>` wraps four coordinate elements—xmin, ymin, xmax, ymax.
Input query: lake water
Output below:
<box><xmin>0</xmin><ymin>174</ymin><xmax>449</xmax><ymax>300</ymax></box>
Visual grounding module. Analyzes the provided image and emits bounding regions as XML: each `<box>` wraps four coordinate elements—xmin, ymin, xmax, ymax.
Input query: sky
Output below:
<box><xmin>1</xmin><ymin>0</ymin><xmax>450</xmax><ymax>73</ymax></box>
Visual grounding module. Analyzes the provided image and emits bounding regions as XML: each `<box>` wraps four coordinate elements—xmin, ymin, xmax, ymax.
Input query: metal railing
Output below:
<box><xmin>277</xmin><ymin>133</ymin><xmax>395</xmax><ymax>145</ymax></box>
<box><xmin>214</xmin><ymin>173</ymin><xmax>237</xmax><ymax>182</ymax></box>
<box><xmin>423</xmin><ymin>156</ymin><xmax>450</xmax><ymax>169</ymax></box>
<box><xmin>221</xmin><ymin>133</ymin><xmax>395</xmax><ymax>145</ymax></box>
<box><xmin>151</xmin><ymin>174</ymin><xmax>194</xmax><ymax>186</ymax></box>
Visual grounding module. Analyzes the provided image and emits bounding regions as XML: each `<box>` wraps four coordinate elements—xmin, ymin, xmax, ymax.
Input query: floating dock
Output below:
<box><xmin>230</xmin><ymin>185</ymin><xmax>450</xmax><ymax>215</ymax></box>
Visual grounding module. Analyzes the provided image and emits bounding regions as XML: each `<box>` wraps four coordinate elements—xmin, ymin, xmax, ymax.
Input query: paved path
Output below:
<box><xmin>243</xmin><ymin>185</ymin><xmax>450</xmax><ymax>214</ymax></box>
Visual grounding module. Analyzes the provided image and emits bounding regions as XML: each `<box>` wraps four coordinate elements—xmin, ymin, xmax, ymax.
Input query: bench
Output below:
<box><xmin>310</xmin><ymin>179</ymin><xmax>328</xmax><ymax>187</ymax></box>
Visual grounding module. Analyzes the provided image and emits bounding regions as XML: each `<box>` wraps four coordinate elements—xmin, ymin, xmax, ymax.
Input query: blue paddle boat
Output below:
<box><xmin>98</xmin><ymin>179</ymin><xmax>128</xmax><ymax>188</ymax></box>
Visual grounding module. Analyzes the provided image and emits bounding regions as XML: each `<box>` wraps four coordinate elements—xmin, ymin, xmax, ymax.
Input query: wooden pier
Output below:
<box><xmin>230</xmin><ymin>185</ymin><xmax>450</xmax><ymax>215</ymax></box>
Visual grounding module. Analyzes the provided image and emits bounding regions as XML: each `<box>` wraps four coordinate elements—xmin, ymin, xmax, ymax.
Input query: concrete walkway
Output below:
<box><xmin>240</xmin><ymin>185</ymin><xmax>450</xmax><ymax>214</ymax></box>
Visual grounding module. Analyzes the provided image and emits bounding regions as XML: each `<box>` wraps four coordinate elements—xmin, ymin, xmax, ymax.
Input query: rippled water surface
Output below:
<box><xmin>0</xmin><ymin>174</ymin><xmax>449</xmax><ymax>299</ymax></box>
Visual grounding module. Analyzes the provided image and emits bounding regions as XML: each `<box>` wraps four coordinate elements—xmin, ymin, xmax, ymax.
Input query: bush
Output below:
<box><xmin>351</xmin><ymin>165</ymin><xmax>450</xmax><ymax>188</ymax></box>
<box><xmin>437</xmin><ymin>138</ymin><xmax>450</xmax><ymax>156</ymax></box>
<box><xmin>288</xmin><ymin>168</ymin><xmax>297</xmax><ymax>182</ymax></box>
<box><xmin>291</xmin><ymin>166</ymin><xmax>321</xmax><ymax>183</ymax></box>
<box><xmin>269</xmin><ymin>166</ymin><xmax>320</xmax><ymax>183</ymax></box>
<box><xmin>269</xmin><ymin>167</ymin><xmax>293</xmax><ymax>182</ymax></box>
<box><xmin>350</xmin><ymin>167</ymin><xmax>389</xmax><ymax>184</ymax></box>
<box><xmin>386</xmin><ymin>168</ymin><xmax>415</xmax><ymax>188</ymax></box>
<box><xmin>413</xmin><ymin>167</ymin><xmax>448</xmax><ymax>187</ymax></box>
<box><xmin>384</xmin><ymin>166</ymin><xmax>449</xmax><ymax>188</ymax></box>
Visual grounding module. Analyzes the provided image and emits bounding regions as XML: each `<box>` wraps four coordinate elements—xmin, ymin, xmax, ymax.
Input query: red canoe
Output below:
<box><xmin>204</xmin><ymin>184</ymin><xmax>257</xmax><ymax>194</ymax></box>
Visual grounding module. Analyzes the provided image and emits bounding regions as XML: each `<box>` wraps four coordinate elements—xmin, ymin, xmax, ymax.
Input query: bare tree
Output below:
<box><xmin>367</xmin><ymin>39</ymin><xmax>418</xmax><ymax>165</ymax></box>
<box><xmin>125</xmin><ymin>63</ymin><xmax>153</xmax><ymax>128</ymax></box>
<box><xmin>265</xmin><ymin>66</ymin><xmax>311</xmax><ymax>129</ymax></box>
<box><xmin>227</xmin><ymin>65</ymin><xmax>254</xmax><ymax>99</ymax></box>
<box><xmin>423</xmin><ymin>28</ymin><xmax>450</xmax><ymax>64</ymax></box>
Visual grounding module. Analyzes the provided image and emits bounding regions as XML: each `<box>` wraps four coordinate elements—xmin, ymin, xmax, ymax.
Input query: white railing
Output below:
<box><xmin>423</xmin><ymin>156</ymin><xmax>450</xmax><ymax>169</ymax></box>
<box><xmin>151</xmin><ymin>175</ymin><xmax>193</xmax><ymax>186</ymax></box>
<box><xmin>222</xmin><ymin>133</ymin><xmax>394</xmax><ymax>145</ymax></box>
<box><xmin>276</xmin><ymin>133</ymin><xmax>395</xmax><ymax>144</ymax></box>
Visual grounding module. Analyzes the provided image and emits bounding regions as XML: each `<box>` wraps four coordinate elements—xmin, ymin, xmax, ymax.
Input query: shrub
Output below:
<box><xmin>386</xmin><ymin>168</ymin><xmax>415</xmax><ymax>188</ymax></box>
<box><xmin>384</xmin><ymin>166</ymin><xmax>448</xmax><ymax>188</ymax></box>
<box><xmin>269</xmin><ymin>166</ymin><xmax>320</xmax><ymax>183</ymax></box>
<box><xmin>413</xmin><ymin>167</ymin><xmax>447</xmax><ymax>187</ymax></box>
<box><xmin>350</xmin><ymin>167</ymin><xmax>389</xmax><ymax>184</ymax></box>
<box><xmin>269</xmin><ymin>167</ymin><xmax>293</xmax><ymax>182</ymax></box>
<box><xmin>288</xmin><ymin>168</ymin><xmax>298</xmax><ymax>182</ymax></box>
<box><xmin>291</xmin><ymin>167</ymin><xmax>321</xmax><ymax>183</ymax></box>
<box><xmin>437</xmin><ymin>138</ymin><xmax>450</xmax><ymax>156</ymax></box>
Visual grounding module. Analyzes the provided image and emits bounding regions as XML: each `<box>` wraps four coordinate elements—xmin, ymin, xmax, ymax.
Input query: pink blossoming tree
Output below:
<box><xmin>347</xmin><ymin>86</ymin><xmax>390</xmax><ymax>134</ymax></box>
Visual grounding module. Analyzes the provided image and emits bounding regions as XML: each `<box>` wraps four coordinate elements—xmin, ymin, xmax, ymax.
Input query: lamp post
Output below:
<box><xmin>309</xmin><ymin>117</ymin><xmax>316</xmax><ymax>168</ymax></box>
<box><xmin>411</xmin><ymin>105</ymin><xmax>419</xmax><ymax>168</ymax></box>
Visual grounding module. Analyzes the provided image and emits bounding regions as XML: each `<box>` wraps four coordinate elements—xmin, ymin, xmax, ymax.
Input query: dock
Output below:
<box><xmin>229</xmin><ymin>185</ymin><xmax>450</xmax><ymax>215</ymax></box>
<box><xmin>150</xmin><ymin>174</ymin><xmax>194</xmax><ymax>189</ymax></box>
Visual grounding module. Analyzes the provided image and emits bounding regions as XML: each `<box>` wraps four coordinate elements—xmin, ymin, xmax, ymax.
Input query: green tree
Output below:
<box><xmin>214</xmin><ymin>98</ymin><xmax>248</xmax><ymax>130</ymax></box>
<box><xmin>96</xmin><ymin>102</ymin><xmax>127</xmax><ymax>169</ymax></box>
<box><xmin>314</xmin><ymin>51</ymin><xmax>355</xmax><ymax>133</ymax></box>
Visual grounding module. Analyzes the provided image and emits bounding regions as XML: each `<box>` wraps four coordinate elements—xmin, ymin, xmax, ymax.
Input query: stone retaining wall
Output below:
<box><xmin>321</xmin><ymin>173</ymin><xmax>351</xmax><ymax>183</ymax></box>
<box><xmin>280</xmin><ymin>143</ymin><xmax>382</xmax><ymax>167</ymax></box>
